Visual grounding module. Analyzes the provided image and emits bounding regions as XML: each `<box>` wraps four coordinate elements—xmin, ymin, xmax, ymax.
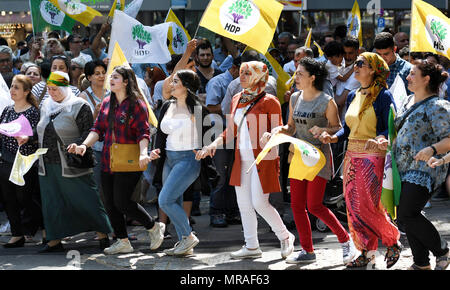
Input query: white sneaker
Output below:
<box><xmin>164</xmin><ymin>242</ymin><xmax>194</xmax><ymax>256</ymax></box>
<box><xmin>104</xmin><ymin>239</ymin><xmax>134</xmax><ymax>255</ymax></box>
<box><xmin>0</xmin><ymin>221</ymin><xmax>10</xmax><ymax>234</ymax></box>
<box><xmin>173</xmin><ymin>233</ymin><xmax>199</xmax><ymax>255</ymax></box>
<box><xmin>230</xmin><ymin>246</ymin><xmax>263</xmax><ymax>259</ymax></box>
<box><xmin>148</xmin><ymin>222</ymin><xmax>165</xmax><ymax>250</ymax></box>
<box><xmin>341</xmin><ymin>240</ymin><xmax>356</xmax><ymax>265</ymax></box>
<box><xmin>280</xmin><ymin>232</ymin><xmax>295</xmax><ymax>259</ymax></box>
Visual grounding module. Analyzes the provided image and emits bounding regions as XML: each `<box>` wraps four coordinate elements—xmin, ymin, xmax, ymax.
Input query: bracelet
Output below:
<box><xmin>430</xmin><ymin>145</ymin><xmax>437</xmax><ymax>155</ymax></box>
<box><xmin>443</xmin><ymin>155</ymin><xmax>449</xmax><ymax>165</ymax></box>
<box><xmin>81</xmin><ymin>144</ymin><xmax>88</xmax><ymax>148</ymax></box>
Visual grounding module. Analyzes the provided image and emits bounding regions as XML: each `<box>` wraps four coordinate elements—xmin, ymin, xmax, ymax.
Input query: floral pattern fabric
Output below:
<box><xmin>393</xmin><ymin>95</ymin><xmax>450</xmax><ymax>192</ymax></box>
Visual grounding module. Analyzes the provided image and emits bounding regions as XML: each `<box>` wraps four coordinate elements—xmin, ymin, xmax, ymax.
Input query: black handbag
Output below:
<box><xmin>50</xmin><ymin>114</ymin><xmax>97</xmax><ymax>169</ymax></box>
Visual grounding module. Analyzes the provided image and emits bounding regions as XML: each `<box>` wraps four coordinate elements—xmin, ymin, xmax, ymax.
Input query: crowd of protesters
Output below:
<box><xmin>0</xmin><ymin>21</ymin><xmax>448</xmax><ymax>270</ymax></box>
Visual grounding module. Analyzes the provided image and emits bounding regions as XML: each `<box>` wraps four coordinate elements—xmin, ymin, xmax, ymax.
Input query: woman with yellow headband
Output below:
<box><xmin>320</xmin><ymin>52</ymin><xmax>401</xmax><ymax>269</ymax></box>
<box><xmin>36</xmin><ymin>71</ymin><xmax>112</xmax><ymax>253</ymax></box>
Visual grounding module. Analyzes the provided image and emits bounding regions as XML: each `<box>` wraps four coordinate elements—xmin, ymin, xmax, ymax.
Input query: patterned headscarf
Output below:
<box><xmin>239</xmin><ymin>61</ymin><xmax>269</xmax><ymax>104</ymax></box>
<box><xmin>358</xmin><ymin>52</ymin><xmax>390</xmax><ymax>119</ymax></box>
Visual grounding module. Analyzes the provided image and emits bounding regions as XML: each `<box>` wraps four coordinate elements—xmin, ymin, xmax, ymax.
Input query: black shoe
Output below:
<box><xmin>99</xmin><ymin>238</ymin><xmax>110</xmax><ymax>250</ymax></box>
<box><xmin>3</xmin><ymin>236</ymin><xmax>25</xmax><ymax>248</ymax></box>
<box><xmin>210</xmin><ymin>215</ymin><xmax>228</xmax><ymax>228</ymax></box>
<box><xmin>38</xmin><ymin>242</ymin><xmax>64</xmax><ymax>253</ymax></box>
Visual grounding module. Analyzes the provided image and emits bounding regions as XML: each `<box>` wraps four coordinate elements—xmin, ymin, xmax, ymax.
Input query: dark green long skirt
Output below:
<box><xmin>39</xmin><ymin>164</ymin><xmax>113</xmax><ymax>241</ymax></box>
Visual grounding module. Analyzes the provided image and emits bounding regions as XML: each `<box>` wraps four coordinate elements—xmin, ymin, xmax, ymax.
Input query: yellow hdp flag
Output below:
<box><xmin>49</xmin><ymin>0</ymin><xmax>102</xmax><ymax>27</ymax></box>
<box><xmin>105</xmin><ymin>42</ymin><xmax>158</xmax><ymax>128</ymax></box>
<box><xmin>9</xmin><ymin>148</ymin><xmax>48</xmax><ymax>186</ymax></box>
<box><xmin>251</xmin><ymin>133</ymin><xmax>326</xmax><ymax>181</ymax></box>
<box><xmin>313</xmin><ymin>41</ymin><xmax>324</xmax><ymax>57</ymax></box>
<box><xmin>411</xmin><ymin>0</ymin><xmax>450</xmax><ymax>58</ymax></box>
<box><xmin>108</xmin><ymin>0</ymin><xmax>125</xmax><ymax>17</ymax></box>
<box><xmin>347</xmin><ymin>0</ymin><xmax>363</xmax><ymax>47</ymax></box>
<box><xmin>165</xmin><ymin>8</ymin><xmax>192</xmax><ymax>55</ymax></box>
<box><xmin>305</xmin><ymin>28</ymin><xmax>312</xmax><ymax>47</ymax></box>
<box><xmin>199</xmin><ymin>0</ymin><xmax>283</xmax><ymax>54</ymax></box>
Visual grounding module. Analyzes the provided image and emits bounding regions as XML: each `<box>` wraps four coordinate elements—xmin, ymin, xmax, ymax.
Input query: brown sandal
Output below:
<box><xmin>385</xmin><ymin>243</ymin><xmax>402</xmax><ymax>269</ymax></box>
<box><xmin>346</xmin><ymin>250</ymin><xmax>376</xmax><ymax>269</ymax></box>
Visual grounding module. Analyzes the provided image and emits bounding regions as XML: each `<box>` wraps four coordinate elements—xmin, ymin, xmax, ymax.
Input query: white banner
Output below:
<box><xmin>108</xmin><ymin>10</ymin><xmax>172</xmax><ymax>64</ymax></box>
<box><xmin>0</xmin><ymin>74</ymin><xmax>12</xmax><ymax>115</ymax></box>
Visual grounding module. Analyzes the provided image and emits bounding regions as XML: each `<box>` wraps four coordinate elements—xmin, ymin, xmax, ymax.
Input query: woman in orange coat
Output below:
<box><xmin>196</xmin><ymin>61</ymin><xmax>295</xmax><ymax>259</ymax></box>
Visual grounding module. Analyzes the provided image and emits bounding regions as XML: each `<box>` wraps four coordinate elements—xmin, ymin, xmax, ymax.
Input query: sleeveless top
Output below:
<box><xmin>291</xmin><ymin>91</ymin><xmax>333</xmax><ymax>180</ymax></box>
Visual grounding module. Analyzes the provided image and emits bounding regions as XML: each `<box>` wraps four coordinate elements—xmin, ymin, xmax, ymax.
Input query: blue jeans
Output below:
<box><xmin>159</xmin><ymin>150</ymin><xmax>200</xmax><ymax>240</ymax></box>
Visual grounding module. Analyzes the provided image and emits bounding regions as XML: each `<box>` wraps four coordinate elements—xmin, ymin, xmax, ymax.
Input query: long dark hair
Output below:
<box><xmin>174</xmin><ymin>69</ymin><xmax>201</xmax><ymax>115</ymax></box>
<box><xmin>108</xmin><ymin>65</ymin><xmax>145</xmax><ymax>130</ymax></box>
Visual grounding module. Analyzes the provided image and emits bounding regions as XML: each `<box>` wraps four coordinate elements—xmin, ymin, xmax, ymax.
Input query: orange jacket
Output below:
<box><xmin>221</xmin><ymin>92</ymin><xmax>282</xmax><ymax>193</ymax></box>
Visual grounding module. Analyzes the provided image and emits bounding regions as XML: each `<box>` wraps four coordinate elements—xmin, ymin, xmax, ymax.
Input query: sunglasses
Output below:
<box><xmin>354</xmin><ymin>60</ymin><xmax>369</xmax><ymax>68</ymax></box>
<box><xmin>71</xmin><ymin>66</ymin><xmax>81</xmax><ymax>70</ymax></box>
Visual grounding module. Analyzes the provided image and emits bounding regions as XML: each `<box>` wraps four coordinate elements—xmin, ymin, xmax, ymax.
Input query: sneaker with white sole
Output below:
<box><xmin>286</xmin><ymin>249</ymin><xmax>316</xmax><ymax>264</ymax></box>
<box><xmin>104</xmin><ymin>239</ymin><xmax>134</xmax><ymax>255</ymax></box>
<box><xmin>230</xmin><ymin>246</ymin><xmax>263</xmax><ymax>259</ymax></box>
<box><xmin>164</xmin><ymin>242</ymin><xmax>194</xmax><ymax>256</ymax></box>
<box><xmin>148</xmin><ymin>222</ymin><xmax>165</xmax><ymax>250</ymax></box>
<box><xmin>281</xmin><ymin>232</ymin><xmax>295</xmax><ymax>259</ymax></box>
<box><xmin>173</xmin><ymin>233</ymin><xmax>199</xmax><ymax>255</ymax></box>
<box><xmin>341</xmin><ymin>240</ymin><xmax>356</xmax><ymax>265</ymax></box>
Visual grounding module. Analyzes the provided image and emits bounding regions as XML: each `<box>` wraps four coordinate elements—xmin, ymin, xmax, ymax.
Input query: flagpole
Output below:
<box><xmin>298</xmin><ymin>5</ymin><xmax>303</xmax><ymax>37</ymax></box>
<box><xmin>193</xmin><ymin>0</ymin><xmax>212</xmax><ymax>39</ymax></box>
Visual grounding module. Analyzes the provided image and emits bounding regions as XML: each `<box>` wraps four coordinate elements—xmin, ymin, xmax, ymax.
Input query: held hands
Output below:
<box><xmin>194</xmin><ymin>143</ymin><xmax>217</xmax><ymax>160</ymax></box>
<box><xmin>67</xmin><ymin>143</ymin><xmax>87</xmax><ymax>156</ymax></box>
<box><xmin>149</xmin><ymin>149</ymin><xmax>161</xmax><ymax>161</ymax></box>
<box><xmin>139</xmin><ymin>154</ymin><xmax>152</xmax><ymax>169</ymax></box>
<box><xmin>318</xmin><ymin>131</ymin><xmax>334</xmax><ymax>144</ymax></box>
<box><xmin>260</xmin><ymin>132</ymin><xmax>272</xmax><ymax>147</ymax></box>
<box><xmin>427</xmin><ymin>156</ymin><xmax>445</xmax><ymax>168</ymax></box>
<box><xmin>309</xmin><ymin>126</ymin><xmax>326</xmax><ymax>139</ymax></box>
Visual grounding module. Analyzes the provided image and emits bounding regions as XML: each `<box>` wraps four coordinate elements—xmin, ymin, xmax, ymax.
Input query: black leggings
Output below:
<box><xmin>0</xmin><ymin>163</ymin><xmax>43</xmax><ymax>237</ymax></box>
<box><xmin>101</xmin><ymin>171</ymin><xmax>155</xmax><ymax>239</ymax></box>
<box><xmin>397</xmin><ymin>182</ymin><xmax>449</xmax><ymax>267</ymax></box>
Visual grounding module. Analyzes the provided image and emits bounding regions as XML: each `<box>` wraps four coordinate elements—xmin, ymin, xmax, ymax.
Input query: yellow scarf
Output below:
<box><xmin>357</xmin><ymin>52</ymin><xmax>390</xmax><ymax>119</ymax></box>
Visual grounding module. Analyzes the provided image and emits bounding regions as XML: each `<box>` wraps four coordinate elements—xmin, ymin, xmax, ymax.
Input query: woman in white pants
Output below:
<box><xmin>196</xmin><ymin>61</ymin><xmax>295</xmax><ymax>259</ymax></box>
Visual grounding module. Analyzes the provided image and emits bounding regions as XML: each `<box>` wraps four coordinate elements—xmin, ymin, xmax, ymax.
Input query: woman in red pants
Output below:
<box><xmin>270</xmin><ymin>58</ymin><xmax>355</xmax><ymax>265</ymax></box>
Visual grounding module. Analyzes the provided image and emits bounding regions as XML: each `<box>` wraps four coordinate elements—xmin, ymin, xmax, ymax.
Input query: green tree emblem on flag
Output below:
<box><xmin>173</xmin><ymin>27</ymin><xmax>185</xmax><ymax>49</ymax></box>
<box><xmin>228</xmin><ymin>0</ymin><xmax>253</xmax><ymax>24</ymax></box>
<box><xmin>132</xmin><ymin>25</ymin><xmax>152</xmax><ymax>49</ymax></box>
<box><xmin>45</xmin><ymin>1</ymin><xmax>61</xmax><ymax>23</ymax></box>
<box><xmin>430</xmin><ymin>19</ymin><xmax>447</xmax><ymax>42</ymax></box>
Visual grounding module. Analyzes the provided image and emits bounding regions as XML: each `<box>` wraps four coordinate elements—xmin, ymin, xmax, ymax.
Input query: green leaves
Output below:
<box><xmin>430</xmin><ymin>19</ymin><xmax>447</xmax><ymax>41</ymax></box>
<box><xmin>228</xmin><ymin>0</ymin><xmax>253</xmax><ymax>19</ymax></box>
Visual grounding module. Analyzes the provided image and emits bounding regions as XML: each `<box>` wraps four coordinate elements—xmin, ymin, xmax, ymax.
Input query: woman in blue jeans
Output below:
<box><xmin>151</xmin><ymin>69</ymin><xmax>213</xmax><ymax>256</ymax></box>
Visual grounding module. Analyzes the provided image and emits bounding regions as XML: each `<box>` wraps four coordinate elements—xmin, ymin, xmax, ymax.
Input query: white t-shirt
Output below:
<box><xmin>161</xmin><ymin>115</ymin><xmax>199</xmax><ymax>151</ymax></box>
<box><xmin>326</xmin><ymin>59</ymin><xmax>345</xmax><ymax>87</ymax></box>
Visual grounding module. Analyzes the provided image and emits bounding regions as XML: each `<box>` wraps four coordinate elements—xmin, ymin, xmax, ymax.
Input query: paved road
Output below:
<box><xmin>0</xmin><ymin>196</ymin><xmax>449</xmax><ymax>271</ymax></box>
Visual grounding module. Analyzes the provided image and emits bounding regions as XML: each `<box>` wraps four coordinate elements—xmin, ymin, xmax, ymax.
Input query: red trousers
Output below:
<box><xmin>290</xmin><ymin>176</ymin><xmax>349</xmax><ymax>252</ymax></box>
